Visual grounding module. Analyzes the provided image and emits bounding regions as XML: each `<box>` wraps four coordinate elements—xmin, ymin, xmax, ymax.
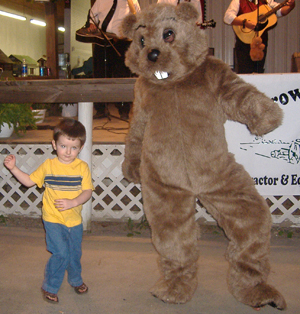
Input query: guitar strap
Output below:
<box><xmin>102</xmin><ymin>0</ymin><xmax>136</xmax><ymax>32</ymax></box>
<box><xmin>245</xmin><ymin>0</ymin><xmax>264</xmax><ymax>12</ymax></box>
<box><xmin>199</xmin><ymin>0</ymin><xmax>205</xmax><ymax>22</ymax></box>
<box><xmin>102</xmin><ymin>0</ymin><xmax>117</xmax><ymax>32</ymax></box>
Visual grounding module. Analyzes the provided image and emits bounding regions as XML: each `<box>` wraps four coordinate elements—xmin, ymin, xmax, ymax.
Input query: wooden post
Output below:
<box><xmin>78</xmin><ymin>102</ymin><xmax>94</xmax><ymax>231</ymax></box>
<box><xmin>45</xmin><ymin>2</ymin><xmax>58</xmax><ymax>78</ymax></box>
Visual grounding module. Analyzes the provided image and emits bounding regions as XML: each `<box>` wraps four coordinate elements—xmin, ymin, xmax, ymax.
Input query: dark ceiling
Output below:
<box><xmin>0</xmin><ymin>0</ymin><xmax>65</xmax><ymax>26</ymax></box>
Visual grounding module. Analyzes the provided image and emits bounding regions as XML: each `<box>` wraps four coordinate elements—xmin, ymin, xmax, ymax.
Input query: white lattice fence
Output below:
<box><xmin>91</xmin><ymin>145</ymin><xmax>144</xmax><ymax>221</ymax></box>
<box><xmin>0</xmin><ymin>144</ymin><xmax>55</xmax><ymax>217</ymax></box>
<box><xmin>1</xmin><ymin>144</ymin><xmax>300</xmax><ymax>226</ymax></box>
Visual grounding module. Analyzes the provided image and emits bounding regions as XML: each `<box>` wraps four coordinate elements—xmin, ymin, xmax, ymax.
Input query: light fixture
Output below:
<box><xmin>30</xmin><ymin>19</ymin><xmax>46</xmax><ymax>27</ymax></box>
<box><xmin>58</xmin><ymin>27</ymin><xmax>65</xmax><ymax>32</ymax></box>
<box><xmin>0</xmin><ymin>10</ymin><xmax>26</xmax><ymax>21</ymax></box>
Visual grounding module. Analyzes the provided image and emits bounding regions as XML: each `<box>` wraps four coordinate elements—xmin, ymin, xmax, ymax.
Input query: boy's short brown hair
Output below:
<box><xmin>53</xmin><ymin>118</ymin><xmax>86</xmax><ymax>147</ymax></box>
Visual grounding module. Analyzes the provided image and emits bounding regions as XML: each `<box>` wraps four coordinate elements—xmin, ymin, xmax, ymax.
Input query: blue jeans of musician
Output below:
<box><xmin>42</xmin><ymin>221</ymin><xmax>83</xmax><ymax>294</ymax></box>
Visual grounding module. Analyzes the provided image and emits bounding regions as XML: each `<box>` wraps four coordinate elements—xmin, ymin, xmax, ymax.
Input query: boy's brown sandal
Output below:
<box><xmin>74</xmin><ymin>282</ymin><xmax>88</xmax><ymax>294</ymax></box>
<box><xmin>42</xmin><ymin>288</ymin><xmax>59</xmax><ymax>303</ymax></box>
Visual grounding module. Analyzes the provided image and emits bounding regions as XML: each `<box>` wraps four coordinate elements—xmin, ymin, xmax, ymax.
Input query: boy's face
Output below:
<box><xmin>52</xmin><ymin>135</ymin><xmax>83</xmax><ymax>164</ymax></box>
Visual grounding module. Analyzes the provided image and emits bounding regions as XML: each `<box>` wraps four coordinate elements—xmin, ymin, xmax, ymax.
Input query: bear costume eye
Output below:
<box><xmin>140</xmin><ymin>36</ymin><xmax>145</xmax><ymax>48</ymax></box>
<box><xmin>163</xmin><ymin>29</ymin><xmax>175</xmax><ymax>43</ymax></box>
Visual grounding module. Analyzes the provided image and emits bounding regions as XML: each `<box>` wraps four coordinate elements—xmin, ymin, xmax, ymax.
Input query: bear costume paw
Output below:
<box><xmin>150</xmin><ymin>276</ymin><xmax>198</xmax><ymax>304</ymax></box>
<box><xmin>234</xmin><ymin>282</ymin><xmax>287</xmax><ymax>310</ymax></box>
<box><xmin>150</xmin><ymin>258</ymin><xmax>198</xmax><ymax>304</ymax></box>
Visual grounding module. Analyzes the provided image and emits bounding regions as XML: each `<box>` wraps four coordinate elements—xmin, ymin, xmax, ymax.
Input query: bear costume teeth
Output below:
<box><xmin>154</xmin><ymin>71</ymin><xmax>169</xmax><ymax>80</ymax></box>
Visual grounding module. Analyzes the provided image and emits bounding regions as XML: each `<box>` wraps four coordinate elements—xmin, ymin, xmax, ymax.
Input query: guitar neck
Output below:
<box><xmin>262</xmin><ymin>0</ymin><xmax>288</xmax><ymax>19</ymax></box>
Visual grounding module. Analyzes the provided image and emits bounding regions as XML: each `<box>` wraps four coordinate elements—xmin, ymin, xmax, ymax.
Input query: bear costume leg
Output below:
<box><xmin>198</xmin><ymin>161</ymin><xmax>286</xmax><ymax>310</ymax></box>
<box><xmin>141</xmin><ymin>179</ymin><xmax>200</xmax><ymax>304</ymax></box>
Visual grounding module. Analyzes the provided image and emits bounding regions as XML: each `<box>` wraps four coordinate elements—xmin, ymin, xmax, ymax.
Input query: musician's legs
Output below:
<box><xmin>93</xmin><ymin>40</ymin><xmax>133</xmax><ymax>119</ymax></box>
<box><xmin>93</xmin><ymin>44</ymin><xmax>113</xmax><ymax>117</ymax></box>
<box><xmin>257</xmin><ymin>32</ymin><xmax>268</xmax><ymax>73</ymax></box>
<box><xmin>109</xmin><ymin>40</ymin><xmax>133</xmax><ymax>120</ymax></box>
<box><xmin>235</xmin><ymin>34</ymin><xmax>268</xmax><ymax>74</ymax></box>
<box><xmin>110</xmin><ymin>41</ymin><xmax>131</xmax><ymax>77</ymax></box>
<box><xmin>235</xmin><ymin>37</ymin><xmax>254</xmax><ymax>74</ymax></box>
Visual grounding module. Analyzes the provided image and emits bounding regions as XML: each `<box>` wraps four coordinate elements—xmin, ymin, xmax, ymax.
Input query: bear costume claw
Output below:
<box><xmin>150</xmin><ymin>276</ymin><xmax>198</xmax><ymax>304</ymax></box>
<box><xmin>150</xmin><ymin>257</ymin><xmax>198</xmax><ymax>304</ymax></box>
<box><xmin>236</xmin><ymin>282</ymin><xmax>287</xmax><ymax>310</ymax></box>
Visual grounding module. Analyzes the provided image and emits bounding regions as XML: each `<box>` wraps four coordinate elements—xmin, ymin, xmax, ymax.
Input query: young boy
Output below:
<box><xmin>4</xmin><ymin>118</ymin><xmax>94</xmax><ymax>303</ymax></box>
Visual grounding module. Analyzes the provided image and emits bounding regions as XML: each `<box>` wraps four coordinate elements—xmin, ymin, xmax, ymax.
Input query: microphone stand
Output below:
<box><xmin>254</xmin><ymin>0</ymin><xmax>260</xmax><ymax>72</ymax></box>
<box><xmin>254</xmin><ymin>0</ymin><xmax>260</xmax><ymax>35</ymax></box>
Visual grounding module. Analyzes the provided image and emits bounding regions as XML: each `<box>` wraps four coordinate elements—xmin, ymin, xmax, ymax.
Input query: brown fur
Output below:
<box><xmin>121</xmin><ymin>3</ymin><xmax>286</xmax><ymax>309</ymax></box>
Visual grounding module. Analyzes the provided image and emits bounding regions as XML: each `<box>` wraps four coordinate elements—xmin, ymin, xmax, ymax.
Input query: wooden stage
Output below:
<box><xmin>0</xmin><ymin>104</ymin><xmax>129</xmax><ymax>145</ymax></box>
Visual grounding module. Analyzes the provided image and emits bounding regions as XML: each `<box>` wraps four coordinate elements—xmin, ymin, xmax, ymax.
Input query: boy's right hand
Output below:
<box><xmin>3</xmin><ymin>154</ymin><xmax>35</xmax><ymax>188</ymax></box>
<box><xmin>4</xmin><ymin>154</ymin><xmax>16</xmax><ymax>170</ymax></box>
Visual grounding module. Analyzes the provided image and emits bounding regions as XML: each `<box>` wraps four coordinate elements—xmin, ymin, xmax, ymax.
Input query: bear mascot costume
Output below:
<box><xmin>121</xmin><ymin>3</ymin><xmax>286</xmax><ymax>310</ymax></box>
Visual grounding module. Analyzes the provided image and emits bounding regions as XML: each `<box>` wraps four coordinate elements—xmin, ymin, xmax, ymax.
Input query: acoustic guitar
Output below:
<box><xmin>233</xmin><ymin>0</ymin><xmax>288</xmax><ymax>44</ymax></box>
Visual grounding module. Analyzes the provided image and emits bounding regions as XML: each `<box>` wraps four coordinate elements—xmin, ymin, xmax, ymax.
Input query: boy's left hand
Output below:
<box><xmin>54</xmin><ymin>199</ymin><xmax>75</xmax><ymax>211</ymax></box>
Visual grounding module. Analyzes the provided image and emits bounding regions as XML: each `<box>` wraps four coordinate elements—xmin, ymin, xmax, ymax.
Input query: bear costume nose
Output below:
<box><xmin>148</xmin><ymin>49</ymin><xmax>160</xmax><ymax>62</ymax></box>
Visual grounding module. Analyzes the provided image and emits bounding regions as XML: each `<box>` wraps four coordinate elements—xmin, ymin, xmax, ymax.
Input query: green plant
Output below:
<box><xmin>126</xmin><ymin>217</ymin><xmax>150</xmax><ymax>237</ymax></box>
<box><xmin>0</xmin><ymin>103</ymin><xmax>37</xmax><ymax>135</ymax></box>
<box><xmin>0</xmin><ymin>215</ymin><xmax>7</xmax><ymax>225</ymax></box>
<box><xmin>276</xmin><ymin>229</ymin><xmax>293</xmax><ymax>238</ymax></box>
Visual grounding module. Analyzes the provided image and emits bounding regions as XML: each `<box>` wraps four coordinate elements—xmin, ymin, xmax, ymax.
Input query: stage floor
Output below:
<box><xmin>0</xmin><ymin>104</ymin><xmax>130</xmax><ymax>145</ymax></box>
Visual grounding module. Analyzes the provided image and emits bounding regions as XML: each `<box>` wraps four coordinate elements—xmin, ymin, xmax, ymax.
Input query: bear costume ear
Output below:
<box><xmin>176</xmin><ymin>2</ymin><xmax>199</xmax><ymax>22</ymax></box>
<box><xmin>121</xmin><ymin>13</ymin><xmax>137</xmax><ymax>39</ymax></box>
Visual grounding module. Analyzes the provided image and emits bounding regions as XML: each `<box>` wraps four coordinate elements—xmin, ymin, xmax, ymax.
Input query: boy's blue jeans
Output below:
<box><xmin>42</xmin><ymin>221</ymin><xmax>83</xmax><ymax>294</ymax></box>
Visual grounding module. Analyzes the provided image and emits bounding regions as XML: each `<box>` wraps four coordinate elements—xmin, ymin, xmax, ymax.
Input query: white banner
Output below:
<box><xmin>225</xmin><ymin>73</ymin><xmax>300</xmax><ymax>195</ymax></box>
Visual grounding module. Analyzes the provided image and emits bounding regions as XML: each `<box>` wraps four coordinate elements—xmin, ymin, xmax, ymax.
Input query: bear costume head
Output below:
<box><xmin>122</xmin><ymin>3</ymin><xmax>208</xmax><ymax>84</ymax></box>
<box><xmin>121</xmin><ymin>3</ymin><xmax>286</xmax><ymax>310</ymax></box>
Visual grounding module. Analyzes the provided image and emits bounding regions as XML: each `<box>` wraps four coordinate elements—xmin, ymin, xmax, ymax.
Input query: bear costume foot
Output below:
<box><xmin>234</xmin><ymin>282</ymin><xmax>287</xmax><ymax>310</ymax></box>
<box><xmin>150</xmin><ymin>257</ymin><xmax>198</xmax><ymax>304</ymax></box>
<box><xmin>150</xmin><ymin>276</ymin><xmax>197</xmax><ymax>304</ymax></box>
